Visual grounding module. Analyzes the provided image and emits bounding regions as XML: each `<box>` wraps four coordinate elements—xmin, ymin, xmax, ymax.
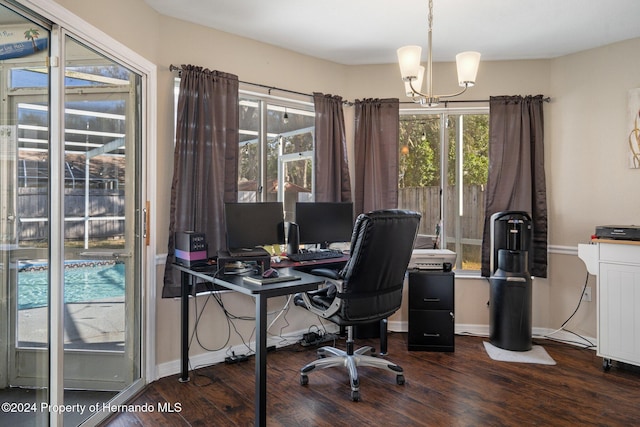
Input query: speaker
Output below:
<box><xmin>175</xmin><ymin>231</ymin><xmax>208</xmax><ymax>267</ymax></box>
<box><xmin>287</xmin><ymin>222</ymin><xmax>299</xmax><ymax>255</ymax></box>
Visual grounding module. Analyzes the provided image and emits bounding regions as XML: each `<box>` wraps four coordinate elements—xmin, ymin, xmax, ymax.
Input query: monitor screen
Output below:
<box><xmin>224</xmin><ymin>202</ymin><xmax>285</xmax><ymax>250</ymax></box>
<box><xmin>295</xmin><ymin>202</ymin><xmax>354</xmax><ymax>246</ymax></box>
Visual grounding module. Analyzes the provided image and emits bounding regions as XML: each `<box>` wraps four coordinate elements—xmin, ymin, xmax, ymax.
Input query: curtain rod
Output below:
<box><xmin>170</xmin><ymin>64</ymin><xmax>314</xmax><ymax>99</ymax></box>
<box><xmin>170</xmin><ymin>64</ymin><xmax>353</xmax><ymax>105</ymax></box>
<box><xmin>401</xmin><ymin>97</ymin><xmax>551</xmax><ymax>105</ymax></box>
<box><xmin>170</xmin><ymin>65</ymin><xmax>550</xmax><ymax>106</ymax></box>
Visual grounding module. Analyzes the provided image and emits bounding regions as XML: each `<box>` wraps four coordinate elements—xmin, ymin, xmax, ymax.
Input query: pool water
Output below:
<box><xmin>18</xmin><ymin>262</ymin><xmax>126</xmax><ymax>310</ymax></box>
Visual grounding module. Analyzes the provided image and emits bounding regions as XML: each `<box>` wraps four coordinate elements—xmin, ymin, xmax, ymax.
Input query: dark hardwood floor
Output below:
<box><xmin>101</xmin><ymin>333</ymin><xmax>640</xmax><ymax>426</ymax></box>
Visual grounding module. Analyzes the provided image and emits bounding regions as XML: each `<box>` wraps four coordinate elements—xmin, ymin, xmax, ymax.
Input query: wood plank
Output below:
<box><xmin>101</xmin><ymin>334</ymin><xmax>640</xmax><ymax>426</ymax></box>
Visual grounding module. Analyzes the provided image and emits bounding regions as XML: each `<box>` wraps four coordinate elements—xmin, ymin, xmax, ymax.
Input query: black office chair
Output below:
<box><xmin>293</xmin><ymin>209</ymin><xmax>421</xmax><ymax>401</ymax></box>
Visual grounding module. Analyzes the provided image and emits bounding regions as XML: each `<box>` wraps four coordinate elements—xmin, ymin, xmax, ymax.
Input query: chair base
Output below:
<box><xmin>299</xmin><ymin>344</ymin><xmax>405</xmax><ymax>402</ymax></box>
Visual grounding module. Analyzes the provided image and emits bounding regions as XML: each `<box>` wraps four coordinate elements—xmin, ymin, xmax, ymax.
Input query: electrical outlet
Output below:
<box><xmin>582</xmin><ymin>286</ymin><xmax>592</xmax><ymax>302</ymax></box>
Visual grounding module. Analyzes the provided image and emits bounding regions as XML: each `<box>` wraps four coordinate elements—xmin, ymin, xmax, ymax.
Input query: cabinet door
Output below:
<box><xmin>598</xmin><ymin>262</ymin><xmax>640</xmax><ymax>365</ymax></box>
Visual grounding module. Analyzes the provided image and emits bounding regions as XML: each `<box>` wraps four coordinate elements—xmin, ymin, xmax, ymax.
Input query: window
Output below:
<box><xmin>398</xmin><ymin>109</ymin><xmax>489</xmax><ymax>272</ymax></box>
<box><xmin>238</xmin><ymin>92</ymin><xmax>315</xmax><ymax>222</ymax></box>
<box><xmin>170</xmin><ymin>84</ymin><xmax>317</xmax><ymax>222</ymax></box>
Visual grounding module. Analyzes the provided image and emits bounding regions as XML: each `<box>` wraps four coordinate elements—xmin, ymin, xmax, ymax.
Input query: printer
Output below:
<box><xmin>408</xmin><ymin>249</ymin><xmax>457</xmax><ymax>271</ymax></box>
<box><xmin>594</xmin><ymin>225</ymin><xmax>640</xmax><ymax>241</ymax></box>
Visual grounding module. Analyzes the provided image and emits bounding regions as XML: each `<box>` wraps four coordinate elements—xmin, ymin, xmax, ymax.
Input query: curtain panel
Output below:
<box><xmin>480</xmin><ymin>95</ymin><xmax>548</xmax><ymax>278</ymax></box>
<box><xmin>313</xmin><ymin>93</ymin><xmax>352</xmax><ymax>202</ymax></box>
<box><xmin>353</xmin><ymin>98</ymin><xmax>400</xmax><ymax>215</ymax></box>
<box><xmin>162</xmin><ymin>65</ymin><xmax>239</xmax><ymax>298</ymax></box>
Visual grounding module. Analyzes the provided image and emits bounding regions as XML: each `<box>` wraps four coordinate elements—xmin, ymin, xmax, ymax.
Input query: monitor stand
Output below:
<box><xmin>218</xmin><ymin>250</ymin><xmax>270</xmax><ymax>272</ymax></box>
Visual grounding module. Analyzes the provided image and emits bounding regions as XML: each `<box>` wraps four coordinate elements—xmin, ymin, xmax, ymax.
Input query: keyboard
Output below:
<box><xmin>287</xmin><ymin>250</ymin><xmax>345</xmax><ymax>262</ymax></box>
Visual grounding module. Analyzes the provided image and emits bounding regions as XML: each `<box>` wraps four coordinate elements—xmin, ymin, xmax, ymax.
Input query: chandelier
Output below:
<box><xmin>397</xmin><ymin>0</ymin><xmax>481</xmax><ymax>107</ymax></box>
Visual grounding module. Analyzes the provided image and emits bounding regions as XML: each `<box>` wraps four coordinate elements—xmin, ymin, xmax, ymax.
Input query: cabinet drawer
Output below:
<box><xmin>600</xmin><ymin>243</ymin><xmax>640</xmax><ymax>265</ymax></box>
<box><xmin>408</xmin><ymin>310</ymin><xmax>454</xmax><ymax>347</ymax></box>
<box><xmin>409</xmin><ymin>275</ymin><xmax>454</xmax><ymax>310</ymax></box>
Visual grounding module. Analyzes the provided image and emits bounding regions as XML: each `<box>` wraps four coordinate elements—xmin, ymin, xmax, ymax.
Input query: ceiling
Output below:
<box><xmin>144</xmin><ymin>0</ymin><xmax>640</xmax><ymax>65</ymax></box>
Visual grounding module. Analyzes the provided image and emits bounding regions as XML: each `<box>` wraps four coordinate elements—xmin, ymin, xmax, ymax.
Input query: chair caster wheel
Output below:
<box><xmin>396</xmin><ymin>374</ymin><xmax>405</xmax><ymax>385</ymax></box>
<box><xmin>300</xmin><ymin>375</ymin><xmax>308</xmax><ymax>386</ymax></box>
<box><xmin>351</xmin><ymin>390</ymin><xmax>360</xmax><ymax>402</ymax></box>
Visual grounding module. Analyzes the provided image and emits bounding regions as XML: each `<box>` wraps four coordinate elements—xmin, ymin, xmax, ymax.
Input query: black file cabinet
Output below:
<box><xmin>408</xmin><ymin>270</ymin><xmax>455</xmax><ymax>352</ymax></box>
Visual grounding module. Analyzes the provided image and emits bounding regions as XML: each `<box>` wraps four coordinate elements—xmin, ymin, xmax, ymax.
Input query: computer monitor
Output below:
<box><xmin>295</xmin><ymin>202</ymin><xmax>354</xmax><ymax>247</ymax></box>
<box><xmin>224</xmin><ymin>202</ymin><xmax>285</xmax><ymax>251</ymax></box>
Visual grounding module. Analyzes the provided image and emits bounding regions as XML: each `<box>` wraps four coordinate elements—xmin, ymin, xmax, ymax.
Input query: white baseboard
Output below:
<box><xmin>156</xmin><ymin>323</ymin><xmax>595</xmax><ymax>379</ymax></box>
<box><xmin>155</xmin><ymin>326</ymin><xmax>339</xmax><ymax>380</ymax></box>
<box><xmin>389</xmin><ymin>321</ymin><xmax>595</xmax><ymax>349</ymax></box>
<box><xmin>455</xmin><ymin>324</ymin><xmax>596</xmax><ymax>349</ymax></box>
<box><xmin>387</xmin><ymin>320</ymin><xmax>407</xmax><ymax>332</ymax></box>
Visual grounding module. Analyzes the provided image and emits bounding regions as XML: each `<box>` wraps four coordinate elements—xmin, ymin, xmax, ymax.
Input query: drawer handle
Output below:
<box><xmin>423</xmin><ymin>333</ymin><xmax>440</xmax><ymax>337</ymax></box>
<box><xmin>423</xmin><ymin>298</ymin><xmax>440</xmax><ymax>302</ymax></box>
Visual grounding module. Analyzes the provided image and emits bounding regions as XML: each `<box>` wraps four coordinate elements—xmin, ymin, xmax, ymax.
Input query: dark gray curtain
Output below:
<box><xmin>313</xmin><ymin>93</ymin><xmax>351</xmax><ymax>202</ymax></box>
<box><xmin>162</xmin><ymin>65</ymin><xmax>239</xmax><ymax>298</ymax></box>
<box><xmin>480</xmin><ymin>95</ymin><xmax>547</xmax><ymax>278</ymax></box>
<box><xmin>353</xmin><ymin>98</ymin><xmax>400</xmax><ymax>215</ymax></box>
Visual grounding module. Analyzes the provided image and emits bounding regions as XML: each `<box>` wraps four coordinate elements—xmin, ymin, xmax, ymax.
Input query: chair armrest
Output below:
<box><xmin>310</xmin><ymin>268</ymin><xmax>341</xmax><ymax>280</ymax></box>
<box><xmin>299</xmin><ymin>277</ymin><xmax>343</xmax><ymax>318</ymax></box>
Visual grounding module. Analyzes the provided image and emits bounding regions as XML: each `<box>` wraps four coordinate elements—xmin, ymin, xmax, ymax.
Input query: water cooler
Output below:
<box><xmin>489</xmin><ymin>211</ymin><xmax>533</xmax><ymax>351</ymax></box>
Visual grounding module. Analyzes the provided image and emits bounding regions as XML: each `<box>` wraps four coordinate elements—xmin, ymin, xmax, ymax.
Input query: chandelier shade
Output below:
<box><xmin>455</xmin><ymin>51</ymin><xmax>481</xmax><ymax>87</ymax></box>
<box><xmin>397</xmin><ymin>45</ymin><xmax>422</xmax><ymax>81</ymax></box>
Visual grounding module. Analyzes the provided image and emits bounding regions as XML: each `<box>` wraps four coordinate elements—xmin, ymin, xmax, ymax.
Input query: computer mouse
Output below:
<box><xmin>262</xmin><ymin>268</ymin><xmax>279</xmax><ymax>279</ymax></box>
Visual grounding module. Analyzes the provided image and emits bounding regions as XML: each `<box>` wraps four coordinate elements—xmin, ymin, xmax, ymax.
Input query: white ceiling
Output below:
<box><xmin>144</xmin><ymin>0</ymin><xmax>640</xmax><ymax>65</ymax></box>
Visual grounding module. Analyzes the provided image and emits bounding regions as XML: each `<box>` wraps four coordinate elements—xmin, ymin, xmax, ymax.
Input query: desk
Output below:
<box><xmin>174</xmin><ymin>263</ymin><xmax>323</xmax><ymax>427</ymax></box>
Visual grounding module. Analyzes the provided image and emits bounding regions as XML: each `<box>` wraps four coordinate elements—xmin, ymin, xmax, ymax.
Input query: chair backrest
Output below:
<box><xmin>337</xmin><ymin>209</ymin><xmax>421</xmax><ymax>322</ymax></box>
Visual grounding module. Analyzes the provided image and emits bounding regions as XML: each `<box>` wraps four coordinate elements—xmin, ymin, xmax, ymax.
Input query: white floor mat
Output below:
<box><xmin>483</xmin><ymin>341</ymin><xmax>556</xmax><ymax>365</ymax></box>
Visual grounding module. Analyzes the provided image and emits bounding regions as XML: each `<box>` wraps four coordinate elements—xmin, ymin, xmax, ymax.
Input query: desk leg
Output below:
<box><xmin>180</xmin><ymin>270</ymin><xmax>190</xmax><ymax>382</ymax></box>
<box><xmin>255</xmin><ymin>294</ymin><xmax>267</xmax><ymax>427</ymax></box>
<box><xmin>380</xmin><ymin>318</ymin><xmax>388</xmax><ymax>355</ymax></box>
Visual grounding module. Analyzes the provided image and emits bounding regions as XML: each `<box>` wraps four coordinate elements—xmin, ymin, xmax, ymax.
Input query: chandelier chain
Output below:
<box><xmin>428</xmin><ymin>0</ymin><xmax>433</xmax><ymax>33</ymax></box>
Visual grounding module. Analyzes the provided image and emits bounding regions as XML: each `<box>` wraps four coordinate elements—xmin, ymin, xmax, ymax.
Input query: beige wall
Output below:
<box><xmin>52</xmin><ymin>0</ymin><xmax>640</xmax><ymax>368</ymax></box>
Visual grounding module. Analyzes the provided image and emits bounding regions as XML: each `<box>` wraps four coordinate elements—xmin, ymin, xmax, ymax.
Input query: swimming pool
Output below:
<box><xmin>18</xmin><ymin>261</ymin><xmax>126</xmax><ymax>310</ymax></box>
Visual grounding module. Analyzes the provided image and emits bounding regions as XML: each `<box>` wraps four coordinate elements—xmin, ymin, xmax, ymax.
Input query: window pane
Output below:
<box><xmin>447</xmin><ymin>114</ymin><xmax>488</xmax><ymax>271</ymax></box>
<box><xmin>11</xmin><ymin>68</ymin><xmax>49</xmax><ymax>89</ymax></box>
<box><xmin>265</xmin><ymin>133</ymin><xmax>279</xmax><ymax>202</ymax></box>
<box><xmin>399</xmin><ymin>114</ymin><xmax>441</xmax><ymax>248</ymax></box>
<box><xmin>265</xmin><ymin>104</ymin><xmax>314</xmax><ymax>205</ymax></box>
<box><xmin>239</xmin><ymin>97</ymin><xmax>260</xmax><ymax>201</ymax></box>
<box><xmin>238</xmin><ymin>95</ymin><xmax>314</xmax><ymax>207</ymax></box>
<box><xmin>281</xmin><ymin>157</ymin><xmax>313</xmax><ymax>222</ymax></box>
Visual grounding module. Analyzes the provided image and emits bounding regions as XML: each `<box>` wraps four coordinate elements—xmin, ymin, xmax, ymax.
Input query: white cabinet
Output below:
<box><xmin>578</xmin><ymin>241</ymin><xmax>640</xmax><ymax>370</ymax></box>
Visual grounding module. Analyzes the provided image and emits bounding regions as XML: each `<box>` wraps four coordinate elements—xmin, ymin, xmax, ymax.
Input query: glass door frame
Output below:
<box><xmin>52</xmin><ymin>23</ymin><xmax>155</xmax><ymax>427</ymax></box>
